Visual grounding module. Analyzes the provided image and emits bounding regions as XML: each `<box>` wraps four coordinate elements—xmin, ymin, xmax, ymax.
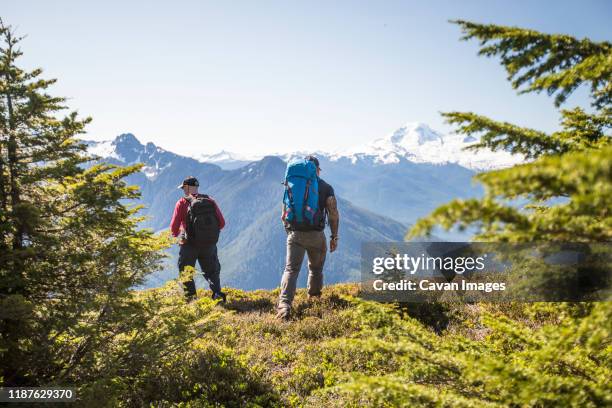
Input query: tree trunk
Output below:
<box><xmin>1</xmin><ymin>31</ymin><xmax>27</xmax><ymax>386</ymax></box>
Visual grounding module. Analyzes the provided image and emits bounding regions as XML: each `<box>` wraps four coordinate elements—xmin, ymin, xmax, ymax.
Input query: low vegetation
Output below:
<box><xmin>74</xmin><ymin>282</ymin><xmax>610</xmax><ymax>407</ymax></box>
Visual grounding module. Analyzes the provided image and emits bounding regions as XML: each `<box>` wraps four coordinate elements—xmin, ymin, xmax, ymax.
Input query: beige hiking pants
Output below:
<box><xmin>278</xmin><ymin>230</ymin><xmax>327</xmax><ymax>311</ymax></box>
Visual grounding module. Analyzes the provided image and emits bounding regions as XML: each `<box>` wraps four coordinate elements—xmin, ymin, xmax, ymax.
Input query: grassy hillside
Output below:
<box><xmin>80</xmin><ymin>282</ymin><xmax>611</xmax><ymax>407</ymax></box>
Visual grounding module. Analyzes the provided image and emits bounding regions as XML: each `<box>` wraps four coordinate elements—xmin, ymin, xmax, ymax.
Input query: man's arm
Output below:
<box><xmin>281</xmin><ymin>203</ymin><xmax>289</xmax><ymax>230</ymax></box>
<box><xmin>326</xmin><ymin>195</ymin><xmax>339</xmax><ymax>252</ymax></box>
<box><xmin>170</xmin><ymin>198</ymin><xmax>188</xmax><ymax>237</ymax></box>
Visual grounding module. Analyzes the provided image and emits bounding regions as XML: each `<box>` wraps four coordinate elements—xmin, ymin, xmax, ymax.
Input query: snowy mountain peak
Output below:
<box><xmin>332</xmin><ymin>121</ymin><xmax>523</xmax><ymax>170</ymax></box>
<box><xmin>114</xmin><ymin>133</ymin><xmax>141</xmax><ymax>148</ymax></box>
<box><xmin>194</xmin><ymin>150</ymin><xmax>257</xmax><ymax>170</ymax></box>
<box><xmin>145</xmin><ymin>141</ymin><xmax>157</xmax><ymax>153</ymax></box>
<box><xmin>85</xmin><ymin>133</ymin><xmax>187</xmax><ymax>180</ymax></box>
<box><xmin>197</xmin><ymin>150</ymin><xmax>248</xmax><ymax>162</ymax></box>
<box><xmin>388</xmin><ymin>122</ymin><xmax>444</xmax><ymax>146</ymax></box>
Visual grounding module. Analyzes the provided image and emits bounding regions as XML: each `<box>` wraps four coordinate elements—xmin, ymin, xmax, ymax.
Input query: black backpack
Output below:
<box><xmin>185</xmin><ymin>194</ymin><xmax>220</xmax><ymax>246</ymax></box>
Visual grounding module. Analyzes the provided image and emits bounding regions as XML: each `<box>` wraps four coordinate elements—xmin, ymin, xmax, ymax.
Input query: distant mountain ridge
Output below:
<box><xmin>87</xmin><ymin>133</ymin><xmax>214</xmax><ymax>181</ymax></box>
<box><xmin>178</xmin><ymin>122</ymin><xmax>522</xmax><ymax>171</ymax></box>
<box><xmin>83</xmin><ymin>125</ymin><xmax>502</xmax><ymax>289</ymax></box>
<box><xmin>84</xmin><ymin>135</ymin><xmax>407</xmax><ymax>289</ymax></box>
<box><xmin>195</xmin><ymin>150</ymin><xmax>254</xmax><ymax>170</ymax></box>
<box><xmin>85</xmin><ymin>126</ymin><xmax>487</xmax><ymax>227</ymax></box>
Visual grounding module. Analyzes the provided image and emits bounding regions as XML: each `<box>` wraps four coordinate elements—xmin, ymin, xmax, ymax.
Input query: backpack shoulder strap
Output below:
<box><xmin>186</xmin><ymin>194</ymin><xmax>209</xmax><ymax>202</ymax></box>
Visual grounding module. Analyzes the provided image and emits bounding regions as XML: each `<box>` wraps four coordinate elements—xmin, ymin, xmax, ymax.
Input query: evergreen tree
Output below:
<box><xmin>408</xmin><ymin>20</ymin><xmax>611</xmax><ymax>243</ymax></box>
<box><xmin>0</xmin><ymin>19</ymin><xmax>171</xmax><ymax>386</ymax></box>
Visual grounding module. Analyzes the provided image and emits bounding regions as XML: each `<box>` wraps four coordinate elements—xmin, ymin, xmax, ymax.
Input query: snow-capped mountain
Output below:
<box><xmin>195</xmin><ymin>150</ymin><xmax>256</xmax><ymax>170</ymax></box>
<box><xmin>187</xmin><ymin>122</ymin><xmax>523</xmax><ymax>171</ymax></box>
<box><xmin>87</xmin><ymin>133</ymin><xmax>180</xmax><ymax>180</ymax></box>
<box><xmin>82</xmin><ymin>134</ymin><xmax>407</xmax><ymax>289</ymax></box>
<box><xmin>83</xmin><ymin>130</ymin><xmax>485</xmax><ymax>227</ymax></box>
<box><xmin>328</xmin><ymin>122</ymin><xmax>522</xmax><ymax>171</ymax></box>
<box><xmin>82</xmin><ymin>121</ymin><xmax>521</xmax><ymax>241</ymax></box>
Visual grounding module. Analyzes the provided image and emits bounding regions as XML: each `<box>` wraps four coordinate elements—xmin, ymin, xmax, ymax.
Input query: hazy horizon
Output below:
<box><xmin>86</xmin><ymin>120</ymin><xmax>453</xmax><ymax>159</ymax></box>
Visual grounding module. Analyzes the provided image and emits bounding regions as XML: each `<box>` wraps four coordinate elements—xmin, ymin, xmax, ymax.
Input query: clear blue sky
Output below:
<box><xmin>3</xmin><ymin>0</ymin><xmax>611</xmax><ymax>156</ymax></box>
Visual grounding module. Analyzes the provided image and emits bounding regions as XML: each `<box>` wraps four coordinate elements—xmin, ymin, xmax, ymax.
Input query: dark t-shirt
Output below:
<box><xmin>318</xmin><ymin>178</ymin><xmax>334</xmax><ymax>214</ymax></box>
<box><xmin>316</xmin><ymin>178</ymin><xmax>335</xmax><ymax>231</ymax></box>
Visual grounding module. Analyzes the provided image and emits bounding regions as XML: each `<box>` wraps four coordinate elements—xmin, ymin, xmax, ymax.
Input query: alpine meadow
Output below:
<box><xmin>1</xmin><ymin>15</ymin><xmax>611</xmax><ymax>408</ymax></box>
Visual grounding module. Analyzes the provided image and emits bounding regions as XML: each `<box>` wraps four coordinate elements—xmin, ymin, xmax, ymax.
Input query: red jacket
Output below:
<box><xmin>170</xmin><ymin>194</ymin><xmax>226</xmax><ymax>237</ymax></box>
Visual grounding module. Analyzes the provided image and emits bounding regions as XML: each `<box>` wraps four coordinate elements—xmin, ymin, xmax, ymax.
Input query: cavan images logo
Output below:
<box><xmin>361</xmin><ymin>242</ymin><xmax>610</xmax><ymax>302</ymax></box>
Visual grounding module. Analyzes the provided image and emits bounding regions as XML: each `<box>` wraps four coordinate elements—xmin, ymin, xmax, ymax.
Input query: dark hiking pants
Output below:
<box><xmin>278</xmin><ymin>230</ymin><xmax>327</xmax><ymax>311</ymax></box>
<box><xmin>178</xmin><ymin>243</ymin><xmax>221</xmax><ymax>298</ymax></box>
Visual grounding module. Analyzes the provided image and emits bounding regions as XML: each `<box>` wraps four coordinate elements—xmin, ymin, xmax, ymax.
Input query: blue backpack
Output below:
<box><xmin>282</xmin><ymin>159</ymin><xmax>322</xmax><ymax>230</ymax></box>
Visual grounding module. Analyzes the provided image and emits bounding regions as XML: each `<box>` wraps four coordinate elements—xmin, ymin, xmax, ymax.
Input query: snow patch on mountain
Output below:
<box><xmin>86</xmin><ymin>134</ymin><xmax>178</xmax><ymax>180</ymax></box>
<box><xmin>141</xmin><ymin>162</ymin><xmax>172</xmax><ymax>180</ymax></box>
<box><xmin>194</xmin><ymin>150</ymin><xmax>258</xmax><ymax>170</ymax></box>
<box><xmin>87</xmin><ymin>133</ymin><xmax>142</xmax><ymax>162</ymax></box>
<box><xmin>196</xmin><ymin>150</ymin><xmax>252</xmax><ymax>163</ymax></box>
<box><xmin>88</xmin><ymin>140</ymin><xmax>121</xmax><ymax>160</ymax></box>
<box><xmin>329</xmin><ymin>122</ymin><xmax>523</xmax><ymax>170</ymax></box>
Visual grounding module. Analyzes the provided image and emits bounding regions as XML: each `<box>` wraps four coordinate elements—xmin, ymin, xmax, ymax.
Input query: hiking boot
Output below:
<box><xmin>307</xmin><ymin>293</ymin><xmax>321</xmax><ymax>301</ymax></box>
<box><xmin>276</xmin><ymin>307</ymin><xmax>291</xmax><ymax>321</ymax></box>
<box><xmin>182</xmin><ymin>280</ymin><xmax>197</xmax><ymax>302</ymax></box>
<box><xmin>212</xmin><ymin>291</ymin><xmax>227</xmax><ymax>304</ymax></box>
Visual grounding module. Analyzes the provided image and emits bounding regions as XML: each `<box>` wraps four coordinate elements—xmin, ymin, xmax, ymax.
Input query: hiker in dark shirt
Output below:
<box><xmin>170</xmin><ymin>176</ymin><xmax>227</xmax><ymax>302</ymax></box>
<box><xmin>277</xmin><ymin>156</ymin><xmax>340</xmax><ymax>319</ymax></box>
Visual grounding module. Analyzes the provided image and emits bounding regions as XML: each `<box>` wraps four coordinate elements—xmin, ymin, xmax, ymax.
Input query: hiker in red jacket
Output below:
<box><xmin>170</xmin><ymin>176</ymin><xmax>227</xmax><ymax>302</ymax></box>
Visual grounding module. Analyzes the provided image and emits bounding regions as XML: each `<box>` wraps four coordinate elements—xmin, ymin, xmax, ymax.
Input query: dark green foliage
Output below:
<box><xmin>452</xmin><ymin>19</ymin><xmax>612</xmax><ymax>108</ymax></box>
<box><xmin>0</xmin><ymin>19</ymin><xmax>171</xmax><ymax>387</ymax></box>
<box><xmin>76</xmin><ymin>283</ymin><xmax>279</xmax><ymax>407</ymax></box>
<box><xmin>395</xmin><ymin>19</ymin><xmax>611</xmax><ymax>407</ymax></box>
<box><xmin>409</xmin><ymin>21</ymin><xmax>611</xmax><ymax>243</ymax></box>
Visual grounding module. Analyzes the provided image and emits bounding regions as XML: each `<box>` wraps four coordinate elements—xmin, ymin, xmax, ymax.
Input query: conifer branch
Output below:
<box><xmin>452</xmin><ymin>19</ymin><xmax>612</xmax><ymax>108</ymax></box>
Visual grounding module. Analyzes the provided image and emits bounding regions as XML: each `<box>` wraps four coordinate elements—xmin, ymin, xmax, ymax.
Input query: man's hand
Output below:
<box><xmin>177</xmin><ymin>229</ymin><xmax>187</xmax><ymax>246</ymax></box>
<box><xmin>326</xmin><ymin>196</ymin><xmax>340</xmax><ymax>253</ymax></box>
<box><xmin>330</xmin><ymin>236</ymin><xmax>338</xmax><ymax>252</ymax></box>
